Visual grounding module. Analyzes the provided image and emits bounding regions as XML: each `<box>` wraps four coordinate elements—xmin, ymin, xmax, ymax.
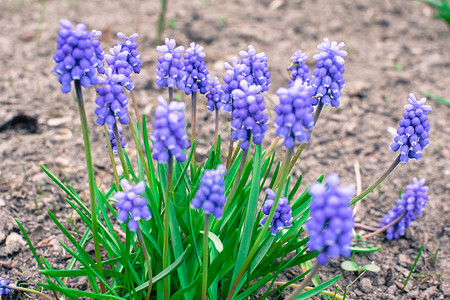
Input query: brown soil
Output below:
<box><xmin>0</xmin><ymin>0</ymin><xmax>449</xmax><ymax>299</ymax></box>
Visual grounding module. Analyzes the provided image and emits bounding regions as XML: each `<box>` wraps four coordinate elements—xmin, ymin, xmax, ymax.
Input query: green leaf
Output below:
<box><xmin>341</xmin><ymin>260</ymin><xmax>360</xmax><ymax>272</ymax></box>
<box><xmin>351</xmin><ymin>245</ymin><xmax>382</xmax><ymax>253</ymax></box>
<box><xmin>361</xmin><ymin>263</ymin><xmax>381</xmax><ymax>273</ymax></box>
<box><xmin>200</xmin><ymin>230</ymin><xmax>223</xmax><ymax>253</ymax></box>
<box><xmin>295</xmin><ymin>274</ymin><xmax>341</xmax><ymax>300</ymax></box>
<box><xmin>230</xmin><ymin>145</ymin><xmax>262</xmax><ymax>287</ymax></box>
<box><xmin>131</xmin><ymin>247</ymin><xmax>190</xmax><ymax>295</ymax></box>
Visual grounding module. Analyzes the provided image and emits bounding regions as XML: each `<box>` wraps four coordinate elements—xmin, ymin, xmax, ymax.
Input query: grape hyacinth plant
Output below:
<box><xmin>15</xmin><ymin>20</ymin><xmax>435</xmax><ymax>300</ymax></box>
<box><xmin>380</xmin><ymin>178</ymin><xmax>428</xmax><ymax>239</ymax></box>
<box><xmin>0</xmin><ymin>277</ymin><xmax>11</xmax><ymax>296</ymax></box>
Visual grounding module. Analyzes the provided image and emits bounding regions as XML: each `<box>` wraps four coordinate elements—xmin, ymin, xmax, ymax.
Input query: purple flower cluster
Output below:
<box><xmin>53</xmin><ymin>19</ymin><xmax>102</xmax><ymax>93</ymax></box>
<box><xmin>107</xmin><ymin>125</ymin><xmax>127</xmax><ymax>153</ymax></box>
<box><xmin>116</xmin><ymin>32</ymin><xmax>142</xmax><ymax>74</ymax></box>
<box><xmin>261</xmin><ymin>189</ymin><xmax>292</xmax><ymax>235</ymax></box>
<box><xmin>206</xmin><ymin>76</ymin><xmax>226</xmax><ymax>112</ymax></box>
<box><xmin>221</xmin><ymin>45</ymin><xmax>271</xmax><ymax>112</ymax></box>
<box><xmin>156</xmin><ymin>38</ymin><xmax>186</xmax><ymax>90</ymax></box>
<box><xmin>114</xmin><ymin>179</ymin><xmax>151</xmax><ymax>231</ymax></box>
<box><xmin>306</xmin><ymin>173</ymin><xmax>354</xmax><ymax>265</ymax></box>
<box><xmin>390</xmin><ymin>94</ymin><xmax>431</xmax><ymax>164</ymax></box>
<box><xmin>274</xmin><ymin>79</ymin><xmax>315</xmax><ymax>148</ymax></box>
<box><xmin>152</xmin><ymin>96</ymin><xmax>189</xmax><ymax>163</ymax></box>
<box><xmin>94</xmin><ymin>68</ymin><xmax>129</xmax><ymax>126</ymax></box>
<box><xmin>105</xmin><ymin>33</ymin><xmax>142</xmax><ymax>91</ymax></box>
<box><xmin>289</xmin><ymin>50</ymin><xmax>311</xmax><ymax>87</ymax></box>
<box><xmin>310</xmin><ymin>38</ymin><xmax>347</xmax><ymax>107</ymax></box>
<box><xmin>90</xmin><ymin>30</ymin><xmax>106</xmax><ymax>74</ymax></box>
<box><xmin>0</xmin><ymin>277</ymin><xmax>11</xmax><ymax>296</ymax></box>
<box><xmin>239</xmin><ymin>45</ymin><xmax>271</xmax><ymax>92</ymax></box>
<box><xmin>380</xmin><ymin>178</ymin><xmax>428</xmax><ymax>240</ymax></box>
<box><xmin>230</xmin><ymin>81</ymin><xmax>269</xmax><ymax>150</ymax></box>
<box><xmin>191</xmin><ymin>165</ymin><xmax>227</xmax><ymax>219</ymax></box>
<box><xmin>183</xmin><ymin>42</ymin><xmax>210</xmax><ymax>95</ymax></box>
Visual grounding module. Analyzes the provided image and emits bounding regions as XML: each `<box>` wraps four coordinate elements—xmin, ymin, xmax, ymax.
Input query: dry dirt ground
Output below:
<box><xmin>0</xmin><ymin>0</ymin><xmax>449</xmax><ymax>299</ymax></box>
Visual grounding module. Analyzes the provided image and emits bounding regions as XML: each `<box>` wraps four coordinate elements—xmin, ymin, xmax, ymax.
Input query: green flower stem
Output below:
<box><xmin>137</xmin><ymin>228</ymin><xmax>152</xmax><ymax>300</ymax></box>
<box><xmin>130</xmin><ymin>90</ymin><xmax>143</xmax><ymax>138</ymax></box>
<box><xmin>286</xmin><ymin>263</ymin><xmax>320</xmax><ymax>300</ymax></box>
<box><xmin>74</xmin><ymin>80</ymin><xmax>105</xmax><ymax>293</ymax></box>
<box><xmin>288</xmin><ymin>101</ymin><xmax>323</xmax><ymax>174</ymax></box>
<box><xmin>273</xmin><ymin>283</ymin><xmax>344</xmax><ymax>300</ymax></box>
<box><xmin>359</xmin><ymin>212</ymin><xmax>406</xmax><ymax>240</ymax></box>
<box><xmin>350</xmin><ymin>154</ymin><xmax>401</xmax><ymax>205</ymax></box>
<box><xmin>201</xmin><ymin>213</ymin><xmax>211</xmax><ymax>300</ymax></box>
<box><xmin>263</xmin><ymin>137</ymin><xmax>280</xmax><ymax>160</ymax></box>
<box><xmin>227</xmin><ymin>147</ymin><xmax>293</xmax><ymax>300</ymax></box>
<box><xmin>226</xmin><ymin>128</ymin><xmax>234</xmax><ymax>170</ymax></box>
<box><xmin>228</xmin><ymin>140</ymin><xmax>241</xmax><ymax>172</ymax></box>
<box><xmin>354</xmin><ymin>223</ymin><xmax>378</xmax><ymax>231</ymax></box>
<box><xmin>214</xmin><ymin>109</ymin><xmax>219</xmax><ymax>147</ymax></box>
<box><xmin>7</xmin><ymin>285</ymin><xmax>53</xmax><ymax>300</ymax></box>
<box><xmin>168</xmin><ymin>87</ymin><xmax>173</xmax><ymax>102</ymax></box>
<box><xmin>127</xmin><ymin>111</ymin><xmax>153</xmax><ymax>189</ymax></box>
<box><xmin>156</xmin><ymin>0</ymin><xmax>168</xmax><ymax>44</ymax></box>
<box><xmin>103</xmin><ymin>124</ymin><xmax>120</xmax><ymax>189</ymax></box>
<box><xmin>313</xmin><ymin>101</ymin><xmax>324</xmax><ymax>125</ymax></box>
<box><xmin>112</xmin><ymin>122</ymin><xmax>130</xmax><ymax>181</ymax></box>
<box><xmin>226</xmin><ymin>148</ymin><xmax>248</xmax><ymax>207</ymax></box>
<box><xmin>191</xmin><ymin>91</ymin><xmax>197</xmax><ymax>166</ymax></box>
<box><xmin>163</xmin><ymin>154</ymin><xmax>173</xmax><ymax>300</ymax></box>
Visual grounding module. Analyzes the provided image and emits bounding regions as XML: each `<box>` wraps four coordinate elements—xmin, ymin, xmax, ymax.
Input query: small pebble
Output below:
<box><xmin>359</xmin><ymin>277</ymin><xmax>373</xmax><ymax>293</ymax></box>
<box><xmin>5</xmin><ymin>232</ymin><xmax>26</xmax><ymax>255</ymax></box>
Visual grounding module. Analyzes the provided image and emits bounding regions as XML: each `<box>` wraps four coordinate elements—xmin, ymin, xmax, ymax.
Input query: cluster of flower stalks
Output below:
<box><xmin>10</xmin><ymin>19</ymin><xmax>431</xmax><ymax>300</ymax></box>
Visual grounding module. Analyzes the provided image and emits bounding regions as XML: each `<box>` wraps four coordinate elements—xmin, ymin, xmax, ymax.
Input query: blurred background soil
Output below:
<box><xmin>0</xmin><ymin>0</ymin><xmax>449</xmax><ymax>299</ymax></box>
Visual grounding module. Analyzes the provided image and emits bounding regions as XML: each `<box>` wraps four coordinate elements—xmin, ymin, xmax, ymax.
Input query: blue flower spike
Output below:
<box><xmin>191</xmin><ymin>165</ymin><xmax>227</xmax><ymax>219</ymax></box>
<box><xmin>289</xmin><ymin>50</ymin><xmax>311</xmax><ymax>86</ymax></box>
<box><xmin>381</xmin><ymin>178</ymin><xmax>428</xmax><ymax>239</ymax></box>
<box><xmin>156</xmin><ymin>38</ymin><xmax>186</xmax><ymax>90</ymax></box>
<box><xmin>390</xmin><ymin>93</ymin><xmax>431</xmax><ymax>164</ymax></box>
<box><xmin>94</xmin><ymin>67</ymin><xmax>130</xmax><ymax>126</ymax></box>
<box><xmin>114</xmin><ymin>179</ymin><xmax>151</xmax><ymax>231</ymax></box>
<box><xmin>230</xmin><ymin>80</ymin><xmax>269</xmax><ymax>150</ymax></box>
<box><xmin>274</xmin><ymin>79</ymin><xmax>315</xmax><ymax>148</ymax></box>
<box><xmin>261</xmin><ymin>188</ymin><xmax>292</xmax><ymax>235</ymax></box>
<box><xmin>53</xmin><ymin>19</ymin><xmax>102</xmax><ymax>93</ymax></box>
<box><xmin>306</xmin><ymin>173</ymin><xmax>355</xmax><ymax>265</ymax></box>
<box><xmin>151</xmin><ymin>96</ymin><xmax>190</xmax><ymax>163</ymax></box>
<box><xmin>183</xmin><ymin>42</ymin><xmax>210</xmax><ymax>95</ymax></box>
<box><xmin>310</xmin><ymin>38</ymin><xmax>347</xmax><ymax>107</ymax></box>
<box><xmin>0</xmin><ymin>277</ymin><xmax>11</xmax><ymax>296</ymax></box>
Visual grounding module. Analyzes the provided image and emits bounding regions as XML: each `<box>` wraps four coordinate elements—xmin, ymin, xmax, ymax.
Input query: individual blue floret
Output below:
<box><xmin>390</xmin><ymin>93</ymin><xmax>431</xmax><ymax>164</ymax></box>
<box><xmin>206</xmin><ymin>76</ymin><xmax>226</xmax><ymax>112</ymax></box>
<box><xmin>156</xmin><ymin>38</ymin><xmax>186</xmax><ymax>90</ymax></box>
<box><xmin>274</xmin><ymin>79</ymin><xmax>314</xmax><ymax>148</ymax></box>
<box><xmin>289</xmin><ymin>50</ymin><xmax>311</xmax><ymax>86</ymax></box>
<box><xmin>114</xmin><ymin>179</ymin><xmax>151</xmax><ymax>231</ymax></box>
<box><xmin>53</xmin><ymin>19</ymin><xmax>101</xmax><ymax>93</ymax></box>
<box><xmin>230</xmin><ymin>80</ymin><xmax>269</xmax><ymax>150</ymax></box>
<box><xmin>94</xmin><ymin>68</ymin><xmax>129</xmax><ymax>126</ymax></box>
<box><xmin>151</xmin><ymin>96</ymin><xmax>189</xmax><ymax>163</ymax></box>
<box><xmin>380</xmin><ymin>178</ymin><xmax>428</xmax><ymax>239</ymax></box>
<box><xmin>306</xmin><ymin>173</ymin><xmax>354</xmax><ymax>265</ymax></box>
<box><xmin>261</xmin><ymin>188</ymin><xmax>292</xmax><ymax>235</ymax></box>
<box><xmin>191</xmin><ymin>165</ymin><xmax>227</xmax><ymax>219</ymax></box>
<box><xmin>310</xmin><ymin>38</ymin><xmax>347</xmax><ymax>107</ymax></box>
<box><xmin>183</xmin><ymin>42</ymin><xmax>210</xmax><ymax>95</ymax></box>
